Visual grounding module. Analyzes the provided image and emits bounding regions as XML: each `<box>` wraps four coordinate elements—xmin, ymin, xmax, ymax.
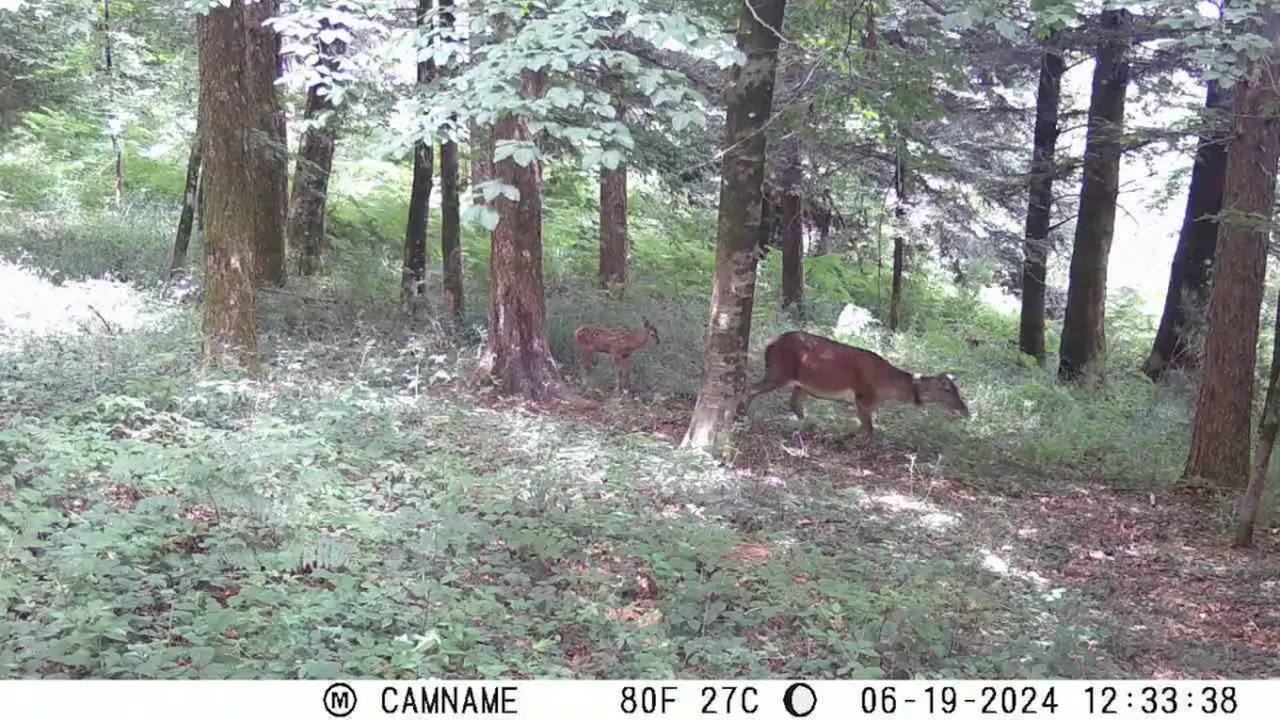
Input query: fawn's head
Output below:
<box><xmin>916</xmin><ymin>372</ymin><xmax>970</xmax><ymax>418</ymax></box>
<box><xmin>642</xmin><ymin>318</ymin><xmax>661</xmax><ymax>345</ymax></box>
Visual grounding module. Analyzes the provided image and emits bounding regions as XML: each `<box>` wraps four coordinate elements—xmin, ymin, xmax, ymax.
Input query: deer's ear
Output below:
<box><xmin>944</xmin><ymin>372</ymin><xmax>957</xmax><ymax>384</ymax></box>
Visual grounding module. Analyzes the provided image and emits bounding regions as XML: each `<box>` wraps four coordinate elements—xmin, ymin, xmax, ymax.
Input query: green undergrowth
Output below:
<box><xmin>0</xmin><ymin>305</ymin><xmax>1121</xmax><ymax>679</ymax></box>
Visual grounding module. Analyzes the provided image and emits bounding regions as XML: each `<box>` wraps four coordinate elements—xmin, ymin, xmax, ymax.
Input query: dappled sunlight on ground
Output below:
<box><xmin>0</xmin><ymin>260</ymin><xmax>180</xmax><ymax>348</ymax></box>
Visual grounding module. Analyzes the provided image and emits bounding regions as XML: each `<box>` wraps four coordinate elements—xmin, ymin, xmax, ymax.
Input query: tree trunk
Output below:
<box><xmin>244</xmin><ymin>0</ymin><xmax>287</xmax><ymax>287</ymax></box>
<box><xmin>1018</xmin><ymin>42</ymin><xmax>1065</xmax><ymax>368</ymax></box>
<box><xmin>1186</xmin><ymin>11</ymin><xmax>1280</xmax><ymax>488</ymax></box>
<box><xmin>439</xmin><ymin>0</ymin><xmax>463</xmax><ymax>319</ymax></box>
<box><xmin>402</xmin><ymin>0</ymin><xmax>436</xmax><ymax>308</ymax></box>
<box><xmin>470</xmin><ymin>121</ymin><xmax>493</xmax><ymax>190</ymax></box>
<box><xmin>198</xmin><ymin>1</ymin><xmax>260</xmax><ymax>372</ymax></box>
<box><xmin>472</xmin><ymin>69</ymin><xmax>564</xmax><ymax>401</ymax></box>
<box><xmin>1143</xmin><ymin>82</ymin><xmax>1232</xmax><ymax>380</ymax></box>
<box><xmin>171</xmin><ymin>133</ymin><xmax>202</xmax><ymax>275</ymax></box>
<box><xmin>1236</xmin><ymin>296</ymin><xmax>1280</xmax><ymax>547</ymax></box>
<box><xmin>599</xmin><ymin>165</ymin><xmax>628</xmax><ymax>293</ymax></box>
<box><xmin>102</xmin><ymin>0</ymin><xmax>124</xmax><ymax>210</ymax></box>
<box><xmin>889</xmin><ymin>236</ymin><xmax>905</xmax><ymax>331</ymax></box>
<box><xmin>682</xmin><ymin>0</ymin><xmax>787</xmax><ymax>455</ymax></box>
<box><xmin>779</xmin><ymin>135</ymin><xmax>803</xmax><ymax>315</ymax></box>
<box><xmin>780</xmin><ymin>191</ymin><xmax>804</xmax><ymax>314</ymax></box>
<box><xmin>1057</xmin><ymin>9</ymin><xmax>1132</xmax><ymax>381</ymax></box>
<box><xmin>288</xmin><ymin>22</ymin><xmax>345</xmax><ymax>277</ymax></box>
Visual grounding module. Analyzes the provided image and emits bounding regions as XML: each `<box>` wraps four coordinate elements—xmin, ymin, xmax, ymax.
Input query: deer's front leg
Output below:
<box><xmin>611</xmin><ymin>353</ymin><xmax>626</xmax><ymax>393</ymax></box>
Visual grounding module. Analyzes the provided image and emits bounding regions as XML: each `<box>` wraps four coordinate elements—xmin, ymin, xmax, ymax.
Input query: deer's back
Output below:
<box><xmin>765</xmin><ymin>331</ymin><xmax>897</xmax><ymax>399</ymax></box>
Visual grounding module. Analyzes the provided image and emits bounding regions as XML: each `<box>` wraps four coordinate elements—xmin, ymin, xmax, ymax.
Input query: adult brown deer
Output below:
<box><xmin>573</xmin><ymin>318</ymin><xmax>661</xmax><ymax>392</ymax></box>
<box><xmin>743</xmin><ymin>331</ymin><xmax>969</xmax><ymax>441</ymax></box>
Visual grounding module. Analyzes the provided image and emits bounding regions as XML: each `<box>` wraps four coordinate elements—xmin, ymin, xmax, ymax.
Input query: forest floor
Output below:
<box><xmin>543</xmin><ymin>395</ymin><xmax>1280</xmax><ymax>679</ymax></box>
<box><xmin>2</xmin><ymin>263</ymin><xmax>1279</xmax><ymax>679</ymax></box>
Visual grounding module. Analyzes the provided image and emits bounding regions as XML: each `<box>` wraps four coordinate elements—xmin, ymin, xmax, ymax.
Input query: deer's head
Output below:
<box><xmin>643</xmin><ymin>318</ymin><xmax>661</xmax><ymax>345</ymax></box>
<box><xmin>916</xmin><ymin>372</ymin><xmax>970</xmax><ymax>418</ymax></box>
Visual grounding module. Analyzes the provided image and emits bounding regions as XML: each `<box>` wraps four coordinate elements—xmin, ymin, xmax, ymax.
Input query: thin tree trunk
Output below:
<box><xmin>1186</xmin><ymin>10</ymin><xmax>1280</xmax><ymax>488</ymax></box>
<box><xmin>198</xmin><ymin>0</ymin><xmax>260</xmax><ymax>372</ymax></box>
<box><xmin>682</xmin><ymin>0</ymin><xmax>787</xmax><ymax>455</ymax></box>
<box><xmin>889</xmin><ymin>236</ymin><xmax>905</xmax><ymax>331</ymax></box>
<box><xmin>402</xmin><ymin>0</ymin><xmax>436</xmax><ymax>308</ymax></box>
<box><xmin>599</xmin><ymin>165</ymin><xmax>628</xmax><ymax>294</ymax></box>
<box><xmin>1018</xmin><ymin>42</ymin><xmax>1065</xmax><ymax>368</ymax></box>
<box><xmin>1058</xmin><ymin>9</ymin><xmax>1132</xmax><ymax>381</ymax></box>
<box><xmin>780</xmin><ymin>191</ymin><xmax>804</xmax><ymax>314</ymax></box>
<box><xmin>441</xmin><ymin>138</ymin><xmax>463</xmax><ymax>317</ymax></box>
<box><xmin>244</xmin><ymin>0</ymin><xmax>287</xmax><ymax>287</ymax></box>
<box><xmin>1236</xmin><ymin>298</ymin><xmax>1280</xmax><ymax>546</ymax></box>
<box><xmin>102</xmin><ymin>0</ymin><xmax>124</xmax><ymax>210</ymax></box>
<box><xmin>439</xmin><ymin>0</ymin><xmax>463</xmax><ymax>319</ymax></box>
<box><xmin>171</xmin><ymin>133</ymin><xmax>202</xmax><ymax>275</ymax></box>
<box><xmin>472</xmin><ymin>69</ymin><xmax>565</xmax><ymax>401</ymax></box>
<box><xmin>288</xmin><ymin>22</ymin><xmax>345</xmax><ymax>277</ymax></box>
<box><xmin>1143</xmin><ymin>82</ymin><xmax>1232</xmax><ymax>380</ymax></box>
<box><xmin>470</xmin><ymin>121</ymin><xmax>493</xmax><ymax>190</ymax></box>
<box><xmin>779</xmin><ymin>135</ymin><xmax>803</xmax><ymax>315</ymax></box>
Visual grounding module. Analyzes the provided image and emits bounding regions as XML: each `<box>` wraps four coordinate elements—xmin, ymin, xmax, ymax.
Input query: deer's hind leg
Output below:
<box><xmin>788</xmin><ymin>387</ymin><xmax>809</xmax><ymax>420</ymax></box>
<box><xmin>854</xmin><ymin>395</ymin><xmax>877</xmax><ymax>443</ymax></box>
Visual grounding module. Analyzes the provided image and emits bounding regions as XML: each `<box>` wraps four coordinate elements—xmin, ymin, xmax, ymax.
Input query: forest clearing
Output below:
<box><xmin>2</xmin><ymin>0</ymin><xmax>1280</xmax><ymax>681</ymax></box>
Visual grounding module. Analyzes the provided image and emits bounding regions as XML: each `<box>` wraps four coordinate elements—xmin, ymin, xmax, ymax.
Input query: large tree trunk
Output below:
<box><xmin>1236</xmin><ymin>296</ymin><xmax>1280</xmax><ymax>547</ymax></box>
<box><xmin>472</xmin><ymin>70</ymin><xmax>564</xmax><ymax>401</ymax></box>
<box><xmin>1185</xmin><ymin>11</ymin><xmax>1280</xmax><ymax>488</ymax></box>
<box><xmin>198</xmin><ymin>1</ymin><xmax>260</xmax><ymax>372</ymax></box>
<box><xmin>171</xmin><ymin>132</ymin><xmax>202</xmax><ymax>276</ymax></box>
<box><xmin>439</xmin><ymin>0</ymin><xmax>463</xmax><ymax>319</ymax></box>
<box><xmin>599</xmin><ymin>165</ymin><xmax>628</xmax><ymax>293</ymax></box>
<box><xmin>288</xmin><ymin>22</ymin><xmax>345</xmax><ymax>277</ymax></box>
<box><xmin>682</xmin><ymin>0</ymin><xmax>787</xmax><ymax>455</ymax></box>
<box><xmin>402</xmin><ymin>0</ymin><xmax>436</xmax><ymax>308</ymax></box>
<box><xmin>1057</xmin><ymin>9</ymin><xmax>1132</xmax><ymax>381</ymax></box>
<box><xmin>1018</xmin><ymin>42</ymin><xmax>1065</xmax><ymax>368</ymax></box>
<box><xmin>1143</xmin><ymin>82</ymin><xmax>1232</xmax><ymax>380</ymax></box>
<box><xmin>244</xmin><ymin>0</ymin><xmax>287</xmax><ymax>287</ymax></box>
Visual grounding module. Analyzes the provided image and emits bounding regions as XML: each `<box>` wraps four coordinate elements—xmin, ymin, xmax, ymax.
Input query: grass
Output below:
<box><xmin>1</xmin><ymin>160</ymin><xmax>1278</xmax><ymax>679</ymax></box>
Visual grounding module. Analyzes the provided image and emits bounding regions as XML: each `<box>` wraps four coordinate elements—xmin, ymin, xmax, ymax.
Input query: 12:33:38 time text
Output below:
<box><xmin>1086</xmin><ymin>686</ymin><xmax>1237</xmax><ymax>715</ymax></box>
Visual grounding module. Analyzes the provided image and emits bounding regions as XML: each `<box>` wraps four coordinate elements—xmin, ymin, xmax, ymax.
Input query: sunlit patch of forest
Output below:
<box><xmin>1</xmin><ymin>0</ymin><xmax>1278</xmax><ymax>680</ymax></box>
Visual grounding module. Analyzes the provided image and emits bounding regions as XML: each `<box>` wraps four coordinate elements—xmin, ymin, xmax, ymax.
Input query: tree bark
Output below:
<box><xmin>288</xmin><ymin>22</ymin><xmax>345</xmax><ymax>277</ymax></box>
<box><xmin>889</xmin><ymin>236</ymin><xmax>905</xmax><ymax>331</ymax></box>
<box><xmin>1143</xmin><ymin>82</ymin><xmax>1232</xmax><ymax>380</ymax></box>
<box><xmin>780</xmin><ymin>191</ymin><xmax>804</xmax><ymax>313</ymax></box>
<box><xmin>439</xmin><ymin>0</ymin><xmax>463</xmax><ymax>319</ymax></box>
<box><xmin>171</xmin><ymin>132</ymin><xmax>202</xmax><ymax>275</ymax></box>
<box><xmin>682</xmin><ymin>0</ymin><xmax>787</xmax><ymax>455</ymax></box>
<box><xmin>1018</xmin><ymin>42</ymin><xmax>1065</xmax><ymax>368</ymax></box>
<box><xmin>402</xmin><ymin>0</ymin><xmax>436</xmax><ymax>308</ymax></box>
<box><xmin>244</xmin><ymin>0</ymin><xmax>287</xmax><ymax>287</ymax></box>
<box><xmin>470</xmin><ymin>121</ymin><xmax>493</xmax><ymax>190</ymax></box>
<box><xmin>1186</xmin><ymin>10</ymin><xmax>1280</xmax><ymax>488</ymax></box>
<box><xmin>779</xmin><ymin>135</ymin><xmax>803</xmax><ymax>315</ymax></box>
<box><xmin>1057</xmin><ymin>9</ymin><xmax>1132</xmax><ymax>381</ymax></box>
<box><xmin>472</xmin><ymin>69</ymin><xmax>564</xmax><ymax>401</ymax></box>
<box><xmin>198</xmin><ymin>1</ymin><xmax>260</xmax><ymax>372</ymax></box>
<box><xmin>599</xmin><ymin>165</ymin><xmax>628</xmax><ymax>294</ymax></box>
<box><xmin>102</xmin><ymin>0</ymin><xmax>124</xmax><ymax>210</ymax></box>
